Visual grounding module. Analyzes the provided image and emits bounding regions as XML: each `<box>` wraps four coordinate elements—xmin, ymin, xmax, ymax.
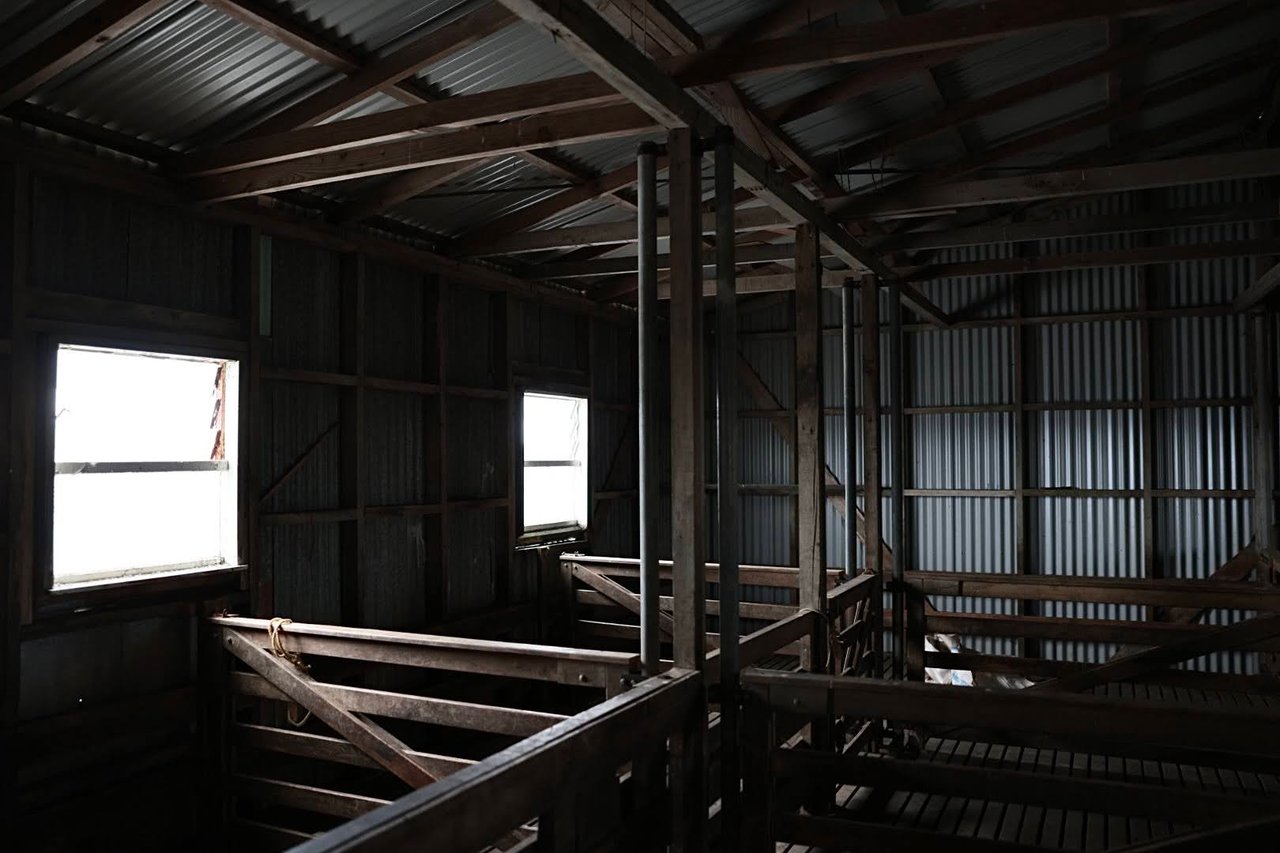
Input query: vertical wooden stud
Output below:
<box><xmin>666</xmin><ymin>126</ymin><xmax>705</xmax><ymax>853</ymax></box>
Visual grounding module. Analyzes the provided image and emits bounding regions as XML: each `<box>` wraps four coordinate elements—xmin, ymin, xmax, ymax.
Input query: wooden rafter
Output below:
<box><xmin>853</xmin><ymin>47</ymin><xmax>1270</xmax><ymax>211</ymax></box>
<box><xmin>902</xmin><ymin>238</ymin><xmax>1280</xmax><ymax>281</ymax></box>
<box><xmin>827</xmin><ymin>148</ymin><xmax>1280</xmax><ymax>220</ymax></box>
<box><xmin>241</xmin><ymin>3</ymin><xmax>516</xmax><ymax>137</ymax></box>
<box><xmin>189</xmin><ymin>105</ymin><xmax>660</xmax><ymax>201</ymax></box>
<box><xmin>496</xmin><ymin>0</ymin><xmax>948</xmax><ymax>324</ymax></box>
<box><xmin>598</xmin><ymin>0</ymin><xmax>846</xmax><ymax>197</ymax></box>
<box><xmin>198</xmin><ymin>0</ymin><xmax>368</xmax><ymax>72</ymax></box>
<box><xmin>173</xmin><ymin>74</ymin><xmax>622</xmax><ymax>177</ymax></box>
<box><xmin>878</xmin><ymin>0</ymin><xmax>974</xmax><ymax>158</ymax></box>
<box><xmin>673</xmin><ymin>0</ymin><xmax>1211</xmax><ymax>86</ymax></box>
<box><xmin>0</xmin><ymin>0</ymin><xmax>170</xmax><ymax>110</ymax></box>
<box><xmin>709</xmin><ymin>0</ymin><xmax>859</xmax><ymax>48</ymax></box>
<box><xmin>457</xmin><ymin>159</ymin><xmax>652</xmax><ymax>253</ymax></box>
<box><xmin>827</xmin><ymin>1</ymin><xmax>1257</xmax><ymax>171</ymax></box>
<box><xmin>199</xmin><ymin>0</ymin><xmax>639</xmax><ymax>221</ymax></box>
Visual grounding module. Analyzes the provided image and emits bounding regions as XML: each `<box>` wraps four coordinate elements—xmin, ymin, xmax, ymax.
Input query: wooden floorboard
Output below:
<box><xmin>782</xmin><ymin>682</ymin><xmax>1276</xmax><ymax>852</ymax></box>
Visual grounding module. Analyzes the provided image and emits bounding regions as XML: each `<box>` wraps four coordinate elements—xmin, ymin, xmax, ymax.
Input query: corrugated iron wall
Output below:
<box><xmin>721</xmin><ymin>182</ymin><xmax>1270</xmax><ymax>671</ymax></box>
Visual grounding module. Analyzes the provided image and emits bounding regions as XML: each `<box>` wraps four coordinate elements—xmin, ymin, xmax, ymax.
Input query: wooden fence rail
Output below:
<box><xmin>290</xmin><ymin>670</ymin><xmax>701</xmax><ymax>852</ymax></box>
<box><xmin>740</xmin><ymin>670</ymin><xmax>1280</xmax><ymax>852</ymax></box>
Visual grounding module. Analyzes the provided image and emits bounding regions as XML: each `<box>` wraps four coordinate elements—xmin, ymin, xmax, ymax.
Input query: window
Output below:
<box><xmin>51</xmin><ymin>344</ymin><xmax>240</xmax><ymax>587</ymax></box>
<box><xmin>521</xmin><ymin>391</ymin><xmax>588</xmax><ymax>537</ymax></box>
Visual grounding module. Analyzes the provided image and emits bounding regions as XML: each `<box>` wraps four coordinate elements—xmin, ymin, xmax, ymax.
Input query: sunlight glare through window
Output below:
<box><xmin>522</xmin><ymin>391</ymin><xmax>587</xmax><ymax>533</ymax></box>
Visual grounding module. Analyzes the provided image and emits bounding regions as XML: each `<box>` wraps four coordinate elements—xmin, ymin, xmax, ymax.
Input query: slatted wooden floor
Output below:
<box><xmin>777</xmin><ymin>682</ymin><xmax>1280</xmax><ymax>851</ymax></box>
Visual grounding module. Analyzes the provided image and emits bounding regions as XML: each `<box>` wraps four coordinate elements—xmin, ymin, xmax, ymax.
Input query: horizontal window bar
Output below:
<box><xmin>55</xmin><ymin>460</ymin><xmax>231</xmax><ymax>475</ymax></box>
<box><xmin>523</xmin><ymin>460</ymin><xmax>582</xmax><ymax>468</ymax></box>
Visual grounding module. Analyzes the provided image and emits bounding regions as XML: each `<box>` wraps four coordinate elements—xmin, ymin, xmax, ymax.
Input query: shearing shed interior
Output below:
<box><xmin>3</xmin><ymin>0</ymin><xmax>1280</xmax><ymax>851</ymax></box>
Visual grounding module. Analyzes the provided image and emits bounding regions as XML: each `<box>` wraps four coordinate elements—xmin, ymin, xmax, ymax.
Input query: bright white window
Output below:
<box><xmin>52</xmin><ymin>345</ymin><xmax>240</xmax><ymax>587</ymax></box>
<box><xmin>522</xmin><ymin>391</ymin><xmax>588</xmax><ymax>535</ymax></box>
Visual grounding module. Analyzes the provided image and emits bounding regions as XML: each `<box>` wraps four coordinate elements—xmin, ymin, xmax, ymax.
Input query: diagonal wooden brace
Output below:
<box><xmin>221</xmin><ymin>628</ymin><xmax>437</xmax><ymax>787</ymax></box>
<box><xmin>572</xmin><ymin>563</ymin><xmax>678</xmax><ymax>639</ymax></box>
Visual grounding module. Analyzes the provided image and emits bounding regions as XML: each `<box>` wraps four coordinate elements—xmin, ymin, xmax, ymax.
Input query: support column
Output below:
<box><xmin>1252</xmin><ymin>305</ymin><xmax>1277</xmax><ymax>552</ymax></box>
<box><xmin>667</xmin><ymin>126</ymin><xmax>705</xmax><ymax>853</ymax></box>
<box><xmin>637</xmin><ymin>141</ymin><xmax>661</xmax><ymax>677</ymax></box>
<box><xmin>861</xmin><ymin>276</ymin><xmax>886</xmax><ymax>677</ymax></box>
<box><xmin>842</xmin><ymin>283</ymin><xmax>858</xmax><ymax>582</ymax></box>
<box><xmin>795</xmin><ymin>225</ymin><xmax>826</xmax><ymax>671</ymax></box>
<box><xmin>713</xmin><ymin>128</ymin><xmax>742</xmax><ymax>852</ymax></box>
<box><xmin>339</xmin><ymin>253</ymin><xmax>366</xmax><ymax>626</ymax></box>
<box><xmin>888</xmin><ymin>279</ymin><xmax>906</xmax><ymax>681</ymax></box>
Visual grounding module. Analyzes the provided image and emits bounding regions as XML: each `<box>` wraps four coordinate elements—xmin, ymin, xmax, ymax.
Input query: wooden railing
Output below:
<box><xmin>899</xmin><ymin>568</ymin><xmax>1280</xmax><ymax>689</ymax></box>
<box><xmin>208</xmin><ymin>616</ymin><xmax>643</xmax><ymax>848</ymax></box>
<box><xmin>740</xmin><ymin>670</ymin><xmax>1280</xmax><ymax>852</ymax></box>
<box><xmin>561</xmin><ymin>554</ymin><xmax>877</xmax><ymax>674</ymax></box>
<box><xmin>289</xmin><ymin>669</ymin><xmax>701</xmax><ymax>852</ymax></box>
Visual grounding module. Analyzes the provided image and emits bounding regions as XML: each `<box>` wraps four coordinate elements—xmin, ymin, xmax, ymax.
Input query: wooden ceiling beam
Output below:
<box><xmin>203</xmin><ymin>0</ymin><xmax>646</xmax><ymax>223</ymax></box>
<box><xmin>173</xmin><ymin>74</ymin><xmax>620</xmax><ymax>176</ymax></box>
<box><xmin>876</xmin><ymin>200</ymin><xmax>1280</xmax><ymax>254</ymax></box>
<box><xmin>708</xmin><ymin>0</ymin><xmax>858</xmax><ymax>48</ymax></box>
<box><xmin>471</xmin><ymin>206</ymin><xmax>789</xmax><ymax>255</ymax></box>
<box><xmin>0</xmin><ymin>0</ymin><xmax>170</xmax><ymax>110</ymax></box>
<box><xmin>198</xmin><ymin>0</ymin><xmax>364</xmax><ymax>72</ymax></box>
<box><xmin>330</xmin><ymin>159</ymin><xmax>493</xmax><ymax>225</ymax></box>
<box><xmin>456</xmin><ymin>159</ymin><xmax>658</xmax><ymax>252</ymax></box>
<box><xmin>765</xmin><ymin>46</ymin><xmax>970</xmax><ymax>126</ymax></box>
<box><xmin>189</xmin><ymin>105</ymin><xmax>661</xmax><ymax>201</ymax></box>
<box><xmin>902</xmin><ymin>238</ymin><xmax>1280</xmax><ymax>282</ymax></box>
<box><xmin>672</xmin><ymin>0</ymin><xmax>1213</xmax><ymax>85</ymax></box>
<box><xmin>863</xmin><ymin>47</ymin><xmax>1269</xmax><ymax>208</ymax></box>
<box><xmin>476</xmin><ymin>190</ymin><xmax>1280</xmax><ymax>259</ymax></box>
<box><xmin>878</xmin><ymin>0</ymin><xmax>974</xmax><ymax>158</ymax></box>
<box><xmin>534</xmin><ymin>241</ymin><xmax>825</xmax><ymax>279</ymax></box>
<box><xmin>885</xmin><ymin>97</ymin><xmax>1258</xmax><ymax>246</ymax></box>
<box><xmin>494</xmin><ymin>0</ymin><xmax>925</xmax><ymax>318</ymax></box>
<box><xmin>827</xmin><ymin>1</ymin><xmax>1262</xmax><ymax>170</ymax></box>
<box><xmin>243</xmin><ymin>3</ymin><xmax>516</xmax><ymax>137</ymax></box>
<box><xmin>827</xmin><ymin>148</ymin><xmax>1280</xmax><ymax>220</ymax></box>
<box><xmin>597</xmin><ymin>0</ymin><xmax>847</xmax><ymax>197</ymax></box>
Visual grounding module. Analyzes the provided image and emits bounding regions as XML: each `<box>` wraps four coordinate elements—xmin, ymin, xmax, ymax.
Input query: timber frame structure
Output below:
<box><xmin>4</xmin><ymin>1</ymin><xmax>1280</xmax><ymax>851</ymax></box>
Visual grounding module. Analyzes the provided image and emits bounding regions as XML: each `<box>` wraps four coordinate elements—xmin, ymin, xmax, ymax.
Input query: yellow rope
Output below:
<box><xmin>267</xmin><ymin>617</ymin><xmax>312</xmax><ymax>727</ymax></box>
<box><xmin>267</xmin><ymin>617</ymin><xmax>308</xmax><ymax>671</ymax></box>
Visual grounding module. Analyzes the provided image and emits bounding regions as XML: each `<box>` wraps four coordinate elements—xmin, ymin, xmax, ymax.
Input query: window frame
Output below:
<box><xmin>33</xmin><ymin>332</ymin><xmax>248</xmax><ymax>614</ymax></box>
<box><xmin>515</xmin><ymin>382</ymin><xmax>591</xmax><ymax>548</ymax></box>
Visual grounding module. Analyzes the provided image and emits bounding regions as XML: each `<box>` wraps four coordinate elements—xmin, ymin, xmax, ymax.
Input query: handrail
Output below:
<box><xmin>906</xmin><ymin>569</ymin><xmax>1280</xmax><ymax>610</ymax></box>
<box><xmin>742</xmin><ymin>670</ymin><xmax>1280</xmax><ymax>764</ymax></box>
<box><xmin>827</xmin><ymin>572</ymin><xmax>877</xmax><ymax>612</ymax></box>
<box><xmin>706</xmin><ymin>610</ymin><xmax>817</xmax><ymax>685</ymax></box>
<box><xmin>291</xmin><ymin>670</ymin><xmax>701</xmax><ymax>853</ymax></box>
<box><xmin>210</xmin><ymin>616</ymin><xmax>639</xmax><ymax>690</ymax></box>
<box><xmin>562</xmin><ymin>554</ymin><xmax>842</xmax><ymax>588</ymax></box>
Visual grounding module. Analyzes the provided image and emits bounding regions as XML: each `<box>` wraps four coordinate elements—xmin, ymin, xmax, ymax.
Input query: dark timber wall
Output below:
<box><xmin>0</xmin><ymin>162</ymin><xmax>638</xmax><ymax>850</ymax></box>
